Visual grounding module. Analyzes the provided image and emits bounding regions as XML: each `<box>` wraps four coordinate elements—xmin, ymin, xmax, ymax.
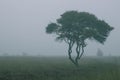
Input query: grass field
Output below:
<box><xmin>0</xmin><ymin>56</ymin><xmax>120</xmax><ymax>80</ymax></box>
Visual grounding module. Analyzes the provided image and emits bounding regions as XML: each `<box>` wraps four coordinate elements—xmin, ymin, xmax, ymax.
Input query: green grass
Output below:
<box><xmin>0</xmin><ymin>56</ymin><xmax>120</xmax><ymax>80</ymax></box>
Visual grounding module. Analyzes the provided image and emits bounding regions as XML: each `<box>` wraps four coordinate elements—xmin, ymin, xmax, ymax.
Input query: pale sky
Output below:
<box><xmin>0</xmin><ymin>0</ymin><xmax>120</xmax><ymax>56</ymax></box>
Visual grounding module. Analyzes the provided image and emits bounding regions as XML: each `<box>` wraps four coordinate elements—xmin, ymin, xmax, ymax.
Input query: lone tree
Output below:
<box><xmin>46</xmin><ymin>11</ymin><xmax>114</xmax><ymax>66</ymax></box>
<box><xmin>97</xmin><ymin>48</ymin><xmax>104</xmax><ymax>57</ymax></box>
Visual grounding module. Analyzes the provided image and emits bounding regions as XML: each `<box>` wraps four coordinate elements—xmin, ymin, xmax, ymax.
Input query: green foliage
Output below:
<box><xmin>46</xmin><ymin>23</ymin><xmax>58</xmax><ymax>34</ymax></box>
<box><xmin>46</xmin><ymin>11</ymin><xmax>113</xmax><ymax>44</ymax></box>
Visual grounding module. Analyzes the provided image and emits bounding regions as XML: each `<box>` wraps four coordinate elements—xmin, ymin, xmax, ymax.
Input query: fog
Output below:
<box><xmin>0</xmin><ymin>0</ymin><xmax>120</xmax><ymax>56</ymax></box>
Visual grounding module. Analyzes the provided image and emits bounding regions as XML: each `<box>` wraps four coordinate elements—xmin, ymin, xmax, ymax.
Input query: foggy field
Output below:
<box><xmin>0</xmin><ymin>0</ymin><xmax>120</xmax><ymax>80</ymax></box>
<box><xmin>0</xmin><ymin>56</ymin><xmax>120</xmax><ymax>80</ymax></box>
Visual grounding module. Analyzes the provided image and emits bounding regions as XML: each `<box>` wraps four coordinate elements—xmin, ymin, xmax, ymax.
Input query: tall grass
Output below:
<box><xmin>0</xmin><ymin>56</ymin><xmax>120</xmax><ymax>80</ymax></box>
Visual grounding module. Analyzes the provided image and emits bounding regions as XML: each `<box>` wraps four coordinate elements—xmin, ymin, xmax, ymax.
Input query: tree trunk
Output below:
<box><xmin>68</xmin><ymin>41</ymin><xmax>78</xmax><ymax>66</ymax></box>
<box><xmin>79</xmin><ymin>45</ymin><xmax>84</xmax><ymax>59</ymax></box>
<box><xmin>68</xmin><ymin>41</ymin><xmax>85</xmax><ymax>67</ymax></box>
<box><xmin>75</xmin><ymin>42</ymin><xmax>81</xmax><ymax>66</ymax></box>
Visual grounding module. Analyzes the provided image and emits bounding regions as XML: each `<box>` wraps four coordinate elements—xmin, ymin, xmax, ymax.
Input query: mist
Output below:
<box><xmin>0</xmin><ymin>0</ymin><xmax>120</xmax><ymax>56</ymax></box>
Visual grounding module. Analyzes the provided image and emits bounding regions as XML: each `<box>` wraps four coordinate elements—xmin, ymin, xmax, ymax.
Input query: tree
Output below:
<box><xmin>22</xmin><ymin>52</ymin><xmax>28</xmax><ymax>56</ymax></box>
<box><xmin>97</xmin><ymin>48</ymin><xmax>104</xmax><ymax>57</ymax></box>
<box><xmin>46</xmin><ymin>11</ymin><xmax>114</xmax><ymax>66</ymax></box>
<box><xmin>2</xmin><ymin>52</ymin><xmax>9</xmax><ymax>56</ymax></box>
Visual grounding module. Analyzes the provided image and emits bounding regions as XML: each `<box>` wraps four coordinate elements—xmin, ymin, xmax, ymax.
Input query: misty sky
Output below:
<box><xmin>0</xmin><ymin>0</ymin><xmax>120</xmax><ymax>56</ymax></box>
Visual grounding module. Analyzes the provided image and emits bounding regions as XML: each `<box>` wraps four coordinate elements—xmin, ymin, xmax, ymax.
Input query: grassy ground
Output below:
<box><xmin>0</xmin><ymin>56</ymin><xmax>120</xmax><ymax>80</ymax></box>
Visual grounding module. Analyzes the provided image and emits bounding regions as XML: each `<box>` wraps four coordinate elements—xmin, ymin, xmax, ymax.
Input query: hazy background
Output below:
<box><xmin>0</xmin><ymin>0</ymin><xmax>120</xmax><ymax>56</ymax></box>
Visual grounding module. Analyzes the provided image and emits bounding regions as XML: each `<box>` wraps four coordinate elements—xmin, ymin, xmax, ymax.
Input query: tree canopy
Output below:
<box><xmin>46</xmin><ymin>11</ymin><xmax>114</xmax><ymax>66</ymax></box>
